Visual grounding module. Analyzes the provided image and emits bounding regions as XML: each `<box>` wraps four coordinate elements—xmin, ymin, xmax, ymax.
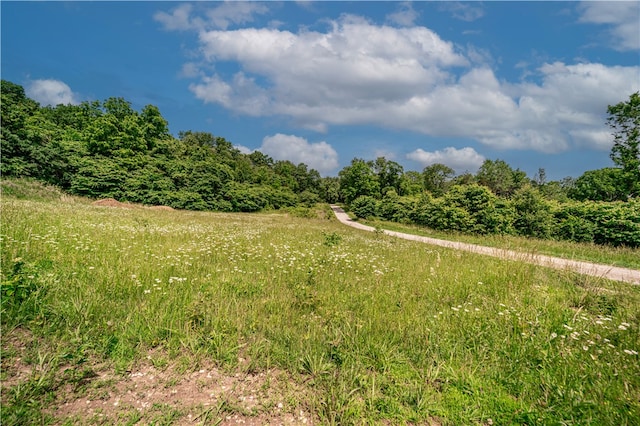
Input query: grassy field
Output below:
<box><xmin>2</xmin><ymin>180</ymin><xmax>639</xmax><ymax>425</ymax></box>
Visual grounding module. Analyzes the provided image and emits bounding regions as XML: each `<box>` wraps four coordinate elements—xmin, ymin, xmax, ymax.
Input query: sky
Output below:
<box><xmin>2</xmin><ymin>1</ymin><xmax>639</xmax><ymax>179</ymax></box>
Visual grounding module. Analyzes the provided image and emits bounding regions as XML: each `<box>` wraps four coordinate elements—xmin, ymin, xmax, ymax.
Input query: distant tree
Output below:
<box><xmin>372</xmin><ymin>157</ymin><xmax>404</xmax><ymax>195</ymax></box>
<box><xmin>274</xmin><ymin>160</ymin><xmax>299</xmax><ymax>191</ymax></box>
<box><xmin>569</xmin><ymin>168</ymin><xmax>626</xmax><ymax>202</ymax></box>
<box><xmin>319</xmin><ymin>177</ymin><xmax>341</xmax><ymax>203</ymax></box>
<box><xmin>140</xmin><ymin>105</ymin><xmax>169</xmax><ymax>141</ymax></box>
<box><xmin>607</xmin><ymin>92</ymin><xmax>640</xmax><ymax>198</ymax></box>
<box><xmin>295</xmin><ymin>163</ymin><xmax>321</xmax><ymax>194</ymax></box>
<box><xmin>422</xmin><ymin>163</ymin><xmax>455</xmax><ymax>197</ymax></box>
<box><xmin>533</xmin><ymin>168</ymin><xmax>547</xmax><ymax>187</ymax></box>
<box><xmin>249</xmin><ymin>151</ymin><xmax>274</xmax><ymax>167</ymax></box>
<box><xmin>451</xmin><ymin>172</ymin><xmax>476</xmax><ymax>186</ymax></box>
<box><xmin>178</xmin><ymin>131</ymin><xmax>215</xmax><ymax>147</ymax></box>
<box><xmin>338</xmin><ymin>158</ymin><xmax>379</xmax><ymax>204</ymax></box>
<box><xmin>399</xmin><ymin>171</ymin><xmax>423</xmax><ymax>196</ymax></box>
<box><xmin>476</xmin><ymin>159</ymin><xmax>526</xmax><ymax>197</ymax></box>
<box><xmin>0</xmin><ymin>80</ymin><xmax>40</xmax><ymax>177</ymax></box>
<box><xmin>103</xmin><ymin>97</ymin><xmax>136</xmax><ymax>121</ymax></box>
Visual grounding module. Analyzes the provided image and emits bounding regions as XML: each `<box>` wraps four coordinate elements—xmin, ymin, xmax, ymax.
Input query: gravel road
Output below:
<box><xmin>330</xmin><ymin>205</ymin><xmax>640</xmax><ymax>285</ymax></box>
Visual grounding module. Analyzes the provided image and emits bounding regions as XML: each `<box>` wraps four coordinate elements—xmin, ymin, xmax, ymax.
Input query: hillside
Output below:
<box><xmin>2</xmin><ymin>184</ymin><xmax>639</xmax><ymax>424</ymax></box>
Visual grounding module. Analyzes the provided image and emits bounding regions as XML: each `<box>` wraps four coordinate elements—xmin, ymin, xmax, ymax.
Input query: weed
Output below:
<box><xmin>322</xmin><ymin>231</ymin><xmax>342</xmax><ymax>247</ymax></box>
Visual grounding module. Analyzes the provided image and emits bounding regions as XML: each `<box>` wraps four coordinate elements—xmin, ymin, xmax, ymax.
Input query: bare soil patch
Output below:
<box><xmin>91</xmin><ymin>198</ymin><xmax>139</xmax><ymax>209</ymax></box>
<box><xmin>1</xmin><ymin>329</ymin><xmax>315</xmax><ymax>425</ymax></box>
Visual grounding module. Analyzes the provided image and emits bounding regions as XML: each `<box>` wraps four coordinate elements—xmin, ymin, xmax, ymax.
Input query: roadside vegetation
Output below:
<box><xmin>360</xmin><ymin>218</ymin><xmax>640</xmax><ymax>270</ymax></box>
<box><xmin>2</xmin><ymin>181</ymin><xmax>639</xmax><ymax>425</ymax></box>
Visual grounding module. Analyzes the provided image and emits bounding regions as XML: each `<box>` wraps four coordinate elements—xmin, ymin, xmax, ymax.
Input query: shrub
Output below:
<box><xmin>554</xmin><ymin>200</ymin><xmax>640</xmax><ymax>247</ymax></box>
<box><xmin>351</xmin><ymin>195</ymin><xmax>379</xmax><ymax>219</ymax></box>
<box><xmin>511</xmin><ymin>186</ymin><xmax>554</xmax><ymax>238</ymax></box>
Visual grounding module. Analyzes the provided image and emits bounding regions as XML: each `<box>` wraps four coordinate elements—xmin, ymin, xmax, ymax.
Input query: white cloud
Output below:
<box><xmin>407</xmin><ymin>147</ymin><xmax>485</xmax><ymax>172</ymax></box>
<box><xmin>259</xmin><ymin>134</ymin><xmax>339</xmax><ymax>174</ymax></box>
<box><xmin>578</xmin><ymin>2</ymin><xmax>640</xmax><ymax>51</ymax></box>
<box><xmin>154</xmin><ymin>2</ymin><xmax>269</xmax><ymax>32</ymax></box>
<box><xmin>439</xmin><ymin>2</ymin><xmax>485</xmax><ymax>22</ymax></box>
<box><xmin>178</xmin><ymin>11</ymin><xmax>638</xmax><ymax>154</ymax></box>
<box><xmin>191</xmin><ymin>15</ymin><xmax>467</xmax><ymax>121</ymax></box>
<box><xmin>26</xmin><ymin>79</ymin><xmax>79</xmax><ymax>106</ymax></box>
<box><xmin>386</xmin><ymin>2</ymin><xmax>419</xmax><ymax>27</ymax></box>
<box><xmin>234</xmin><ymin>144</ymin><xmax>252</xmax><ymax>154</ymax></box>
<box><xmin>179</xmin><ymin>62</ymin><xmax>202</xmax><ymax>78</ymax></box>
<box><xmin>154</xmin><ymin>4</ymin><xmax>198</xmax><ymax>31</ymax></box>
<box><xmin>206</xmin><ymin>2</ymin><xmax>269</xmax><ymax>30</ymax></box>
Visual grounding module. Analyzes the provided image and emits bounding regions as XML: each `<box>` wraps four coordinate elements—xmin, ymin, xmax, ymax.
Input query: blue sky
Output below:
<box><xmin>2</xmin><ymin>1</ymin><xmax>639</xmax><ymax>179</ymax></box>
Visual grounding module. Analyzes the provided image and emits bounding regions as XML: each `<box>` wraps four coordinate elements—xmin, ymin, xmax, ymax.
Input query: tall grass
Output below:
<box><xmin>2</xmin><ymin>188</ymin><xmax>639</xmax><ymax>425</ymax></box>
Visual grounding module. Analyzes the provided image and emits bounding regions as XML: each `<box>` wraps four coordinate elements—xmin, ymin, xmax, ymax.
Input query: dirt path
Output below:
<box><xmin>330</xmin><ymin>205</ymin><xmax>640</xmax><ymax>285</ymax></box>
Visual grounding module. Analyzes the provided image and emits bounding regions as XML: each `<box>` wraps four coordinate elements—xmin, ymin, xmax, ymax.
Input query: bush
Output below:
<box><xmin>554</xmin><ymin>200</ymin><xmax>640</xmax><ymax>247</ymax></box>
<box><xmin>511</xmin><ymin>186</ymin><xmax>554</xmax><ymax>238</ymax></box>
<box><xmin>432</xmin><ymin>201</ymin><xmax>472</xmax><ymax>232</ymax></box>
<box><xmin>445</xmin><ymin>184</ymin><xmax>506</xmax><ymax>234</ymax></box>
<box><xmin>351</xmin><ymin>195</ymin><xmax>379</xmax><ymax>219</ymax></box>
<box><xmin>377</xmin><ymin>190</ymin><xmax>413</xmax><ymax>222</ymax></box>
<box><xmin>556</xmin><ymin>215</ymin><xmax>596</xmax><ymax>243</ymax></box>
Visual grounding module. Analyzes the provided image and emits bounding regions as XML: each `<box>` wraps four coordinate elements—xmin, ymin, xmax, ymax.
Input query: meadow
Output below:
<box><xmin>1</xmin><ymin>180</ymin><xmax>639</xmax><ymax>425</ymax></box>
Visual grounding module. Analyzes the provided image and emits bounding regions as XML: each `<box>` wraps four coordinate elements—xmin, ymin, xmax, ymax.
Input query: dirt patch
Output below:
<box><xmin>91</xmin><ymin>198</ymin><xmax>138</xmax><ymax>209</ymax></box>
<box><xmin>55</xmin><ymin>362</ymin><xmax>314</xmax><ymax>425</ymax></box>
<box><xmin>1</xmin><ymin>329</ymin><xmax>315</xmax><ymax>425</ymax></box>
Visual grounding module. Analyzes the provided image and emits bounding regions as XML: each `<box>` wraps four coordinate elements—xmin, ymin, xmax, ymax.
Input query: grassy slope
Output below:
<box><xmin>2</xmin><ymin>180</ymin><xmax>639</xmax><ymax>425</ymax></box>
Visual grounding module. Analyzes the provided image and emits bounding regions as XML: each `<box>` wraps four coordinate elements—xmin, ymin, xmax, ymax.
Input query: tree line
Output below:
<box><xmin>2</xmin><ymin>80</ymin><xmax>638</xmax><ymax>246</ymax></box>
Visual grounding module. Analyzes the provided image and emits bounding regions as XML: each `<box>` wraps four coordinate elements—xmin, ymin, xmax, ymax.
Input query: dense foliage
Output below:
<box><xmin>2</xmin><ymin>81</ymin><xmax>638</xmax><ymax>246</ymax></box>
<box><xmin>1</xmin><ymin>81</ymin><xmax>322</xmax><ymax>212</ymax></box>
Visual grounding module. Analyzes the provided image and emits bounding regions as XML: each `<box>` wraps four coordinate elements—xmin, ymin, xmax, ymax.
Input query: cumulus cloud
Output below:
<box><xmin>578</xmin><ymin>2</ymin><xmax>640</xmax><ymax>51</ymax></box>
<box><xmin>259</xmin><ymin>134</ymin><xmax>339</xmax><ymax>175</ymax></box>
<box><xmin>386</xmin><ymin>2</ymin><xmax>419</xmax><ymax>27</ymax></box>
<box><xmin>190</xmin><ymin>15</ymin><xmax>467</xmax><ymax>121</ymax></box>
<box><xmin>407</xmin><ymin>147</ymin><xmax>485</xmax><ymax>172</ymax></box>
<box><xmin>26</xmin><ymin>79</ymin><xmax>79</xmax><ymax>106</ymax></box>
<box><xmin>167</xmin><ymin>7</ymin><xmax>638</xmax><ymax>154</ymax></box>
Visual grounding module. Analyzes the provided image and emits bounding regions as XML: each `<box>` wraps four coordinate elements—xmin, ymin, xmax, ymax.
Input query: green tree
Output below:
<box><xmin>338</xmin><ymin>158</ymin><xmax>379</xmax><ymax>204</ymax></box>
<box><xmin>140</xmin><ymin>104</ymin><xmax>170</xmax><ymax>142</ymax></box>
<box><xmin>319</xmin><ymin>177</ymin><xmax>341</xmax><ymax>203</ymax></box>
<box><xmin>476</xmin><ymin>159</ymin><xmax>526</xmax><ymax>197</ymax></box>
<box><xmin>373</xmin><ymin>157</ymin><xmax>404</xmax><ymax>195</ymax></box>
<box><xmin>399</xmin><ymin>171</ymin><xmax>423</xmax><ymax>196</ymax></box>
<box><xmin>607</xmin><ymin>92</ymin><xmax>640</xmax><ymax>198</ymax></box>
<box><xmin>0</xmin><ymin>80</ymin><xmax>40</xmax><ymax>177</ymax></box>
<box><xmin>422</xmin><ymin>163</ymin><xmax>455</xmax><ymax>197</ymax></box>
<box><xmin>569</xmin><ymin>168</ymin><xmax>626</xmax><ymax>202</ymax></box>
